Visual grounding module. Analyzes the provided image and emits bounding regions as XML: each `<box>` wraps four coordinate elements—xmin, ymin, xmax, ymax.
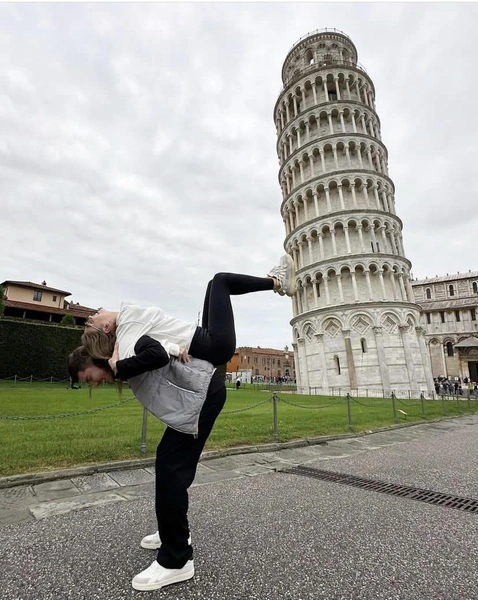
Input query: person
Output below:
<box><xmin>68</xmin><ymin>341</ymin><xmax>224</xmax><ymax>591</ymax></box>
<box><xmin>235</xmin><ymin>376</ymin><xmax>241</xmax><ymax>390</ymax></box>
<box><xmin>80</xmin><ymin>254</ymin><xmax>296</xmax><ymax>368</ymax></box>
<box><xmin>68</xmin><ymin>254</ymin><xmax>296</xmax><ymax>591</ymax></box>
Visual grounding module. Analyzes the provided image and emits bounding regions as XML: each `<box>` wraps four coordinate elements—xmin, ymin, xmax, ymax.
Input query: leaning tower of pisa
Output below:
<box><xmin>274</xmin><ymin>29</ymin><xmax>434</xmax><ymax>395</ymax></box>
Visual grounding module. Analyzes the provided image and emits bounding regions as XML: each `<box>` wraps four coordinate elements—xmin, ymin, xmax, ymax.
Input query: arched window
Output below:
<box><xmin>449</xmin><ymin>285</ymin><xmax>455</xmax><ymax>296</ymax></box>
<box><xmin>360</xmin><ymin>338</ymin><xmax>367</xmax><ymax>353</ymax></box>
<box><xmin>426</xmin><ymin>288</ymin><xmax>431</xmax><ymax>299</ymax></box>
<box><xmin>473</xmin><ymin>282</ymin><xmax>478</xmax><ymax>294</ymax></box>
<box><xmin>334</xmin><ymin>355</ymin><xmax>341</xmax><ymax>375</ymax></box>
<box><xmin>446</xmin><ymin>342</ymin><xmax>454</xmax><ymax>357</ymax></box>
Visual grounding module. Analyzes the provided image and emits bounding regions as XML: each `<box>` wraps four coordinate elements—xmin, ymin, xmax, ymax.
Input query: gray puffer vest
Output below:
<box><xmin>127</xmin><ymin>356</ymin><xmax>216</xmax><ymax>436</ymax></box>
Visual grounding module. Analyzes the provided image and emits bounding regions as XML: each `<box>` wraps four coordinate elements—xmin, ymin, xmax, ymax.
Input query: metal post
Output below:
<box><xmin>441</xmin><ymin>394</ymin><xmax>446</xmax><ymax>415</ymax></box>
<box><xmin>391</xmin><ymin>391</ymin><xmax>397</xmax><ymax>422</ymax></box>
<box><xmin>346</xmin><ymin>392</ymin><xmax>353</xmax><ymax>430</ymax></box>
<box><xmin>140</xmin><ymin>408</ymin><xmax>148</xmax><ymax>455</ymax></box>
<box><xmin>30</xmin><ymin>375</ymin><xmax>33</xmax><ymax>383</ymax></box>
<box><xmin>272</xmin><ymin>393</ymin><xmax>279</xmax><ymax>442</ymax></box>
<box><xmin>420</xmin><ymin>392</ymin><xmax>425</xmax><ymax>419</ymax></box>
<box><xmin>14</xmin><ymin>374</ymin><xmax>17</xmax><ymax>386</ymax></box>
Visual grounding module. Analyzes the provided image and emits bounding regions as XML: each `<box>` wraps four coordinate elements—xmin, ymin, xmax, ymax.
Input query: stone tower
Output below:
<box><xmin>274</xmin><ymin>29</ymin><xmax>434</xmax><ymax>395</ymax></box>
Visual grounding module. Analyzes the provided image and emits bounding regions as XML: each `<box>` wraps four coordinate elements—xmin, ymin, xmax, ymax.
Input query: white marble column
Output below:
<box><xmin>399</xmin><ymin>325</ymin><xmax>418</xmax><ymax>391</ymax></box>
<box><xmin>416</xmin><ymin>326</ymin><xmax>434</xmax><ymax>392</ymax></box>
<box><xmin>297</xmin><ymin>338</ymin><xmax>309</xmax><ymax>393</ymax></box>
<box><xmin>373</xmin><ymin>326</ymin><xmax>391</xmax><ymax>393</ymax></box>
<box><xmin>314</xmin><ymin>333</ymin><xmax>330</xmax><ymax>391</ymax></box>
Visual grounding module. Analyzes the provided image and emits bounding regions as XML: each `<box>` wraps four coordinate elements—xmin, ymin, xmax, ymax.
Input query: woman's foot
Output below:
<box><xmin>268</xmin><ymin>254</ymin><xmax>296</xmax><ymax>296</ymax></box>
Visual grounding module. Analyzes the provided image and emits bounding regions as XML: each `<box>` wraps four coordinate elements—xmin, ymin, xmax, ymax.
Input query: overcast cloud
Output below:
<box><xmin>1</xmin><ymin>2</ymin><xmax>477</xmax><ymax>350</ymax></box>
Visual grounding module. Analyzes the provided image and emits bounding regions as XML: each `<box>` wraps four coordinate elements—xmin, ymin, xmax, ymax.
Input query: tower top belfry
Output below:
<box><xmin>281</xmin><ymin>29</ymin><xmax>359</xmax><ymax>86</ymax></box>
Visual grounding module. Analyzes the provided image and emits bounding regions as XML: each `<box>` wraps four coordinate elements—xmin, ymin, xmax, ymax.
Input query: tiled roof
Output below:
<box><xmin>4</xmin><ymin>299</ymin><xmax>95</xmax><ymax>317</ymax></box>
<box><xmin>416</xmin><ymin>298</ymin><xmax>478</xmax><ymax>311</ymax></box>
<box><xmin>1</xmin><ymin>280</ymin><xmax>71</xmax><ymax>296</ymax></box>
<box><xmin>454</xmin><ymin>336</ymin><xmax>478</xmax><ymax>348</ymax></box>
<box><xmin>412</xmin><ymin>272</ymin><xmax>478</xmax><ymax>285</ymax></box>
<box><xmin>237</xmin><ymin>346</ymin><xmax>294</xmax><ymax>356</ymax></box>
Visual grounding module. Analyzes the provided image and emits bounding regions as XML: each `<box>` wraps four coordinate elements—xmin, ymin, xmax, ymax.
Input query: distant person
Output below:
<box><xmin>236</xmin><ymin>376</ymin><xmax>241</xmax><ymax>390</ymax></box>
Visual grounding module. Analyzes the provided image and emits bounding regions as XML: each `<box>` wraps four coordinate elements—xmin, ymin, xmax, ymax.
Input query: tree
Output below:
<box><xmin>60</xmin><ymin>313</ymin><xmax>75</xmax><ymax>326</ymax></box>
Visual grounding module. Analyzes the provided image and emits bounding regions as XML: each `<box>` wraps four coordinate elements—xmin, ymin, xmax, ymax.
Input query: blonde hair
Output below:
<box><xmin>81</xmin><ymin>329</ymin><xmax>116</xmax><ymax>360</ymax></box>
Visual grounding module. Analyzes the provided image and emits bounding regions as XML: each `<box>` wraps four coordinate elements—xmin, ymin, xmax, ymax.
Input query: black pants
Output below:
<box><xmin>189</xmin><ymin>272</ymin><xmax>274</xmax><ymax>366</ymax></box>
<box><xmin>154</xmin><ymin>272</ymin><xmax>273</xmax><ymax>568</ymax></box>
<box><xmin>155</xmin><ymin>378</ymin><xmax>226</xmax><ymax>568</ymax></box>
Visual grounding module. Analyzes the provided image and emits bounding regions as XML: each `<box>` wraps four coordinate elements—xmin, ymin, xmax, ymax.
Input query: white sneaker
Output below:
<box><xmin>140</xmin><ymin>531</ymin><xmax>161</xmax><ymax>549</ymax></box>
<box><xmin>268</xmin><ymin>254</ymin><xmax>296</xmax><ymax>296</ymax></box>
<box><xmin>140</xmin><ymin>530</ymin><xmax>192</xmax><ymax>550</ymax></box>
<box><xmin>132</xmin><ymin>559</ymin><xmax>194</xmax><ymax>591</ymax></box>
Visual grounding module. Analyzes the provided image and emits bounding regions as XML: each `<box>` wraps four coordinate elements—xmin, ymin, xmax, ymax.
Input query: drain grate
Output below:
<box><xmin>280</xmin><ymin>465</ymin><xmax>478</xmax><ymax>514</ymax></box>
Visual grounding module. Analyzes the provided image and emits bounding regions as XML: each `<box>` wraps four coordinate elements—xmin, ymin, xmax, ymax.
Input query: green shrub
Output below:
<box><xmin>60</xmin><ymin>313</ymin><xmax>76</xmax><ymax>326</ymax></box>
<box><xmin>0</xmin><ymin>319</ymin><xmax>82</xmax><ymax>379</ymax></box>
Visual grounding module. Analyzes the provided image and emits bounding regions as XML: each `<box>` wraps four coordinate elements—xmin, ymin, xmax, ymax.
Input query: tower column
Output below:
<box><xmin>314</xmin><ymin>333</ymin><xmax>330</xmax><ymax>390</ymax></box>
<box><xmin>323</xmin><ymin>276</ymin><xmax>331</xmax><ymax>305</ymax></box>
<box><xmin>338</xmin><ymin>183</ymin><xmax>345</xmax><ymax>210</ymax></box>
<box><xmin>318</xmin><ymin>232</ymin><xmax>325</xmax><ymax>257</ymax></box>
<box><xmin>351</xmin><ymin>271</ymin><xmax>359</xmax><ymax>301</ymax></box>
<box><xmin>313</xmin><ymin>191</ymin><xmax>320</xmax><ymax>217</ymax></box>
<box><xmin>343</xmin><ymin>329</ymin><xmax>357</xmax><ymax>389</ymax></box>
<box><xmin>312</xmin><ymin>278</ymin><xmax>319</xmax><ymax>307</ymax></box>
<box><xmin>399</xmin><ymin>325</ymin><xmax>418</xmax><ymax>391</ymax></box>
<box><xmin>337</xmin><ymin>274</ymin><xmax>344</xmax><ymax>303</ymax></box>
<box><xmin>324</xmin><ymin>186</ymin><xmax>332</xmax><ymax>212</ymax></box>
<box><xmin>373</xmin><ymin>326</ymin><xmax>391</xmax><ymax>393</ymax></box>
<box><xmin>308</xmin><ymin>155</ymin><xmax>315</xmax><ymax>177</ymax></box>
<box><xmin>307</xmin><ymin>235</ymin><xmax>313</xmax><ymax>262</ymax></box>
<box><xmin>344</xmin><ymin>225</ymin><xmax>352</xmax><ymax>254</ymax></box>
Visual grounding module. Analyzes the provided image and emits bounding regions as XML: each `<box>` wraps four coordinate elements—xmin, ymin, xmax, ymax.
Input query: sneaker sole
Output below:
<box><xmin>282</xmin><ymin>254</ymin><xmax>297</xmax><ymax>296</ymax></box>
<box><xmin>140</xmin><ymin>540</ymin><xmax>161</xmax><ymax>549</ymax></box>
<box><xmin>132</xmin><ymin>568</ymin><xmax>195</xmax><ymax>591</ymax></box>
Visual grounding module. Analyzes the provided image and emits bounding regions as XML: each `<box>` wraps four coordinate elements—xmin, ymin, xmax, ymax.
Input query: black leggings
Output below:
<box><xmin>188</xmin><ymin>272</ymin><xmax>274</xmax><ymax>366</ymax></box>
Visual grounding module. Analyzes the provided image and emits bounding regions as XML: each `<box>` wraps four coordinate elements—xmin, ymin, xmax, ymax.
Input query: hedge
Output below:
<box><xmin>0</xmin><ymin>319</ymin><xmax>83</xmax><ymax>379</ymax></box>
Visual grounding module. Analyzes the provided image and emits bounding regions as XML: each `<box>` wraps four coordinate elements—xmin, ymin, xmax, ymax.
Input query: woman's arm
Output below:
<box><xmin>112</xmin><ymin>335</ymin><xmax>170</xmax><ymax>380</ymax></box>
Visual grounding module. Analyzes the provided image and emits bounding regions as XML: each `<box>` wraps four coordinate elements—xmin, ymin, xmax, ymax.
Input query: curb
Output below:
<box><xmin>0</xmin><ymin>414</ymin><xmax>471</xmax><ymax>489</ymax></box>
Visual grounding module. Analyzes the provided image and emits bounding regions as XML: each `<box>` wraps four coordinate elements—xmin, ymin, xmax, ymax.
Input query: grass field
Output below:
<box><xmin>1</xmin><ymin>381</ymin><xmax>477</xmax><ymax>477</ymax></box>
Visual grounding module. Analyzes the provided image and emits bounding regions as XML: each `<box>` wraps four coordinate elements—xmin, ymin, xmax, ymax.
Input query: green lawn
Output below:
<box><xmin>1</xmin><ymin>381</ymin><xmax>477</xmax><ymax>477</ymax></box>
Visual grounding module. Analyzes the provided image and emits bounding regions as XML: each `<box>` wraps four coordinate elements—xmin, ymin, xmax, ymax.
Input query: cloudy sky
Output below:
<box><xmin>1</xmin><ymin>2</ymin><xmax>477</xmax><ymax>350</ymax></box>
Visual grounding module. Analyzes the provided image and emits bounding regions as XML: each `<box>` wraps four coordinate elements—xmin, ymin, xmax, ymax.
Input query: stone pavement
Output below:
<box><xmin>2</xmin><ymin>416</ymin><xmax>476</xmax><ymax>528</ymax></box>
<box><xmin>1</xmin><ymin>414</ymin><xmax>478</xmax><ymax>599</ymax></box>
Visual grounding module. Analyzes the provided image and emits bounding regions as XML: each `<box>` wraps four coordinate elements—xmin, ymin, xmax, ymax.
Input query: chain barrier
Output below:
<box><xmin>0</xmin><ymin>396</ymin><xmax>136</xmax><ymax>421</ymax></box>
<box><xmin>352</xmin><ymin>397</ymin><xmax>386</xmax><ymax>408</ymax></box>
<box><xmin>221</xmin><ymin>399</ymin><xmax>270</xmax><ymax>414</ymax></box>
<box><xmin>279</xmin><ymin>396</ymin><xmax>345</xmax><ymax>409</ymax></box>
<box><xmin>395</xmin><ymin>397</ymin><xmax>420</xmax><ymax>408</ymax></box>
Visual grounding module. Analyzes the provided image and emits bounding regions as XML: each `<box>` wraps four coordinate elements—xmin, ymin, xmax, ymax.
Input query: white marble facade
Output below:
<box><xmin>274</xmin><ymin>29</ymin><xmax>434</xmax><ymax>395</ymax></box>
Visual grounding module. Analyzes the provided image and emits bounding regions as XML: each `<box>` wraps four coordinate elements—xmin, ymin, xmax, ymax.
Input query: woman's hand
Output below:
<box><xmin>178</xmin><ymin>347</ymin><xmax>190</xmax><ymax>363</ymax></box>
<box><xmin>108</xmin><ymin>341</ymin><xmax>120</xmax><ymax>375</ymax></box>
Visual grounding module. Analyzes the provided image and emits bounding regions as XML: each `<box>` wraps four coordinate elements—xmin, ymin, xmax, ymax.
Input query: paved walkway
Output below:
<box><xmin>1</xmin><ymin>416</ymin><xmax>475</xmax><ymax>527</ymax></box>
<box><xmin>1</xmin><ymin>415</ymin><xmax>478</xmax><ymax>599</ymax></box>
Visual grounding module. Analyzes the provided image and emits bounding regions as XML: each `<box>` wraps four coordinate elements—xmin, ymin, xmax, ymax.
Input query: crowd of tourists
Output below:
<box><xmin>434</xmin><ymin>376</ymin><xmax>478</xmax><ymax>397</ymax></box>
